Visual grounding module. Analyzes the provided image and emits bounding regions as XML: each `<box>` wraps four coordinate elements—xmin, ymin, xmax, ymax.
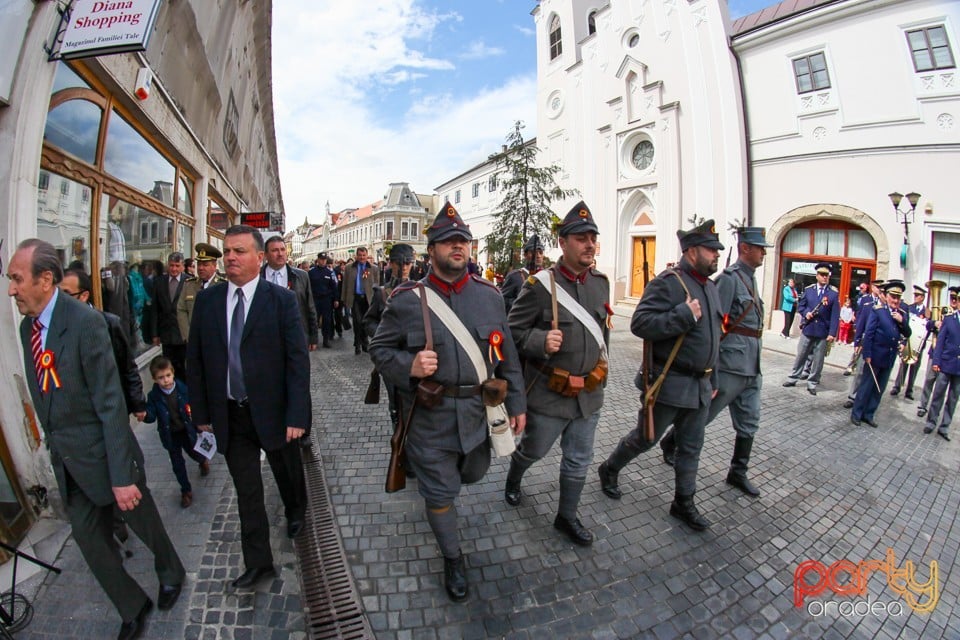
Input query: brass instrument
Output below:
<box><xmin>927</xmin><ymin>280</ymin><xmax>947</xmax><ymax>323</ymax></box>
<box><xmin>903</xmin><ymin>280</ymin><xmax>946</xmax><ymax>364</ymax></box>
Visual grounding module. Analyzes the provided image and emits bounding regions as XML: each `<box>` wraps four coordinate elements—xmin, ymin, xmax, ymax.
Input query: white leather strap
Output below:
<box><xmin>412</xmin><ymin>287</ymin><xmax>488</xmax><ymax>383</ymax></box>
<box><xmin>533</xmin><ymin>269</ymin><xmax>607</xmax><ymax>360</ymax></box>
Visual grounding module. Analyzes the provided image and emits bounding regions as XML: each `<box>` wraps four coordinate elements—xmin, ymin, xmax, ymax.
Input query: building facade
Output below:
<box><xmin>0</xmin><ymin>1</ymin><xmax>284</xmax><ymax>541</ymax></box>
<box><xmin>733</xmin><ymin>0</ymin><xmax>960</xmax><ymax>324</ymax></box>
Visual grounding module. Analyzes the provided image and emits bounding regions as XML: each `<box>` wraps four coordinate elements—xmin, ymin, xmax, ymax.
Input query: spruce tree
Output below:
<box><xmin>484</xmin><ymin>121</ymin><xmax>578</xmax><ymax>273</ymax></box>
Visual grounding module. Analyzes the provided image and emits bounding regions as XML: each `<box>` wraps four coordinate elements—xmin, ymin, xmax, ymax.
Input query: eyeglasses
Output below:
<box><xmin>65</xmin><ymin>290</ymin><xmax>86</xmax><ymax>298</ymax></box>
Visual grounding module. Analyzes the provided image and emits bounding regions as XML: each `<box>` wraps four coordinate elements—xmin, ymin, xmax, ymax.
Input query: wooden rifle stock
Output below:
<box><xmin>643</xmin><ymin>339</ymin><xmax>655</xmax><ymax>442</ymax></box>
<box><xmin>364</xmin><ymin>368</ymin><xmax>381</xmax><ymax>404</ymax></box>
<box><xmin>385</xmin><ymin>398</ymin><xmax>414</xmax><ymax>493</ymax></box>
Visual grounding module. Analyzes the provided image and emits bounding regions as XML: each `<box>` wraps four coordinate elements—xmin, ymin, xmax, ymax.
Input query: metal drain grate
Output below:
<box><xmin>295</xmin><ymin>448</ymin><xmax>373</xmax><ymax>639</ymax></box>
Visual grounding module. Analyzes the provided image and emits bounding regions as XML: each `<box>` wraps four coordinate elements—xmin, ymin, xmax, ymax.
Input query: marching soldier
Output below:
<box><xmin>505</xmin><ymin>202</ymin><xmax>611</xmax><ymax>546</ymax></box>
<box><xmin>369</xmin><ymin>204</ymin><xmax>526</xmax><ymax>602</ymax></box>
<box><xmin>924</xmin><ymin>285</ymin><xmax>960</xmax><ymax>440</ymax></box>
<box><xmin>364</xmin><ymin>243</ymin><xmax>416</xmax><ymax>428</ymax></box>
<box><xmin>598</xmin><ymin>219</ymin><xmax>723</xmax><ymax>531</ymax></box>
<box><xmin>309</xmin><ymin>253</ymin><xmax>340</xmax><ymax>348</ymax></box>
<box><xmin>660</xmin><ymin>227</ymin><xmax>771</xmax><ymax>497</ymax></box>
<box><xmin>177</xmin><ymin>243</ymin><xmax>224</xmax><ymax>342</ymax></box>
<box><xmin>850</xmin><ymin>281</ymin><xmax>911</xmax><ymax>428</ymax></box>
<box><xmin>890</xmin><ymin>284</ymin><xmax>929</xmax><ymax>400</ymax></box>
<box><xmin>783</xmin><ymin>262</ymin><xmax>840</xmax><ymax>395</ymax></box>
<box><xmin>500</xmin><ymin>234</ymin><xmax>545</xmax><ymax>314</ymax></box>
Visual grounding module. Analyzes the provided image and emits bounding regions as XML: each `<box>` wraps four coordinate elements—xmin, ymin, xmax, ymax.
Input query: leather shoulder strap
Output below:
<box><xmin>417</xmin><ymin>283</ymin><xmax>433</xmax><ymax>351</ymax></box>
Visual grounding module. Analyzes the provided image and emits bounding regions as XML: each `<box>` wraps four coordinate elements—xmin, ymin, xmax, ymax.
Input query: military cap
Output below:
<box><xmin>523</xmin><ymin>234</ymin><xmax>545</xmax><ymax>253</ymax></box>
<box><xmin>883</xmin><ymin>280</ymin><xmax>906</xmax><ymax>297</ymax></box>
<box><xmin>317</xmin><ymin>252</ymin><xmax>328</xmax><ymax>261</ymax></box>
<box><xmin>948</xmin><ymin>286</ymin><xmax>959</xmax><ymax>298</ymax></box>
<box><xmin>736</xmin><ymin>226</ymin><xmax>773</xmax><ymax>248</ymax></box>
<box><xmin>815</xmin><ymin>261</ymin><xmax>833</xmax><ymax>275</ymax></box>
<box><xmin>556</xmin><ymin>201</ymin><xmax>599</xmax><ymax>237</ymax></box>
<box><xmin>389</xmin><ymin>243</ymin><xmax>415</xmax><ymax>264</ymax></box>
<box><xmin>426</xmin><ymin>202</ymin><xmax>472</xmax><ymax>244</ymax></box>
<box><xmin>678</xmin><ymin>218</ymin><xmax>724</xmax><ymax>251</ymax></box>
<box><xmin>913</xmin><ymin>285</ymin><xmax>927</xmax><ymax>296</ymax></box>
<box><xmin>870</xmin><ymin>279</ymin><xmax>885</xmax><ymax>286</ymax></box>
<box><xmin>194</xmin><ymin>242</ymin><xmax>222</xmax><ymax>262</ymax></box>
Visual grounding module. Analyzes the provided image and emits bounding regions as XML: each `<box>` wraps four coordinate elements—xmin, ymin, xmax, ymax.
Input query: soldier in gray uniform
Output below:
<box><xmin>659</xmin><ymin>227</ymin><xmax>771</xmax><ymax>497</ymax></box>
<box><xmin>501</xmin><ymin>234</ymin><xmax>545</xmax><ymax>313</ymax></box>
<box><xmin>505</xmin><ymin>202</ymin><xmax>611</xmax><ymax>546</ymax></box>
<box><xmin>598</xmin><ymin>219</ymin><xmax>723</xmax><ymax>531</ymax></box>
<box><xmin>369</xmin><ymin>203</ymin><xmax>527</xmax><ymax>602</ymax></box>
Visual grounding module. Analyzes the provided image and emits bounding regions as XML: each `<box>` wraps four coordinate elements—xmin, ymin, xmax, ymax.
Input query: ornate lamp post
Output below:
<box><xmin>888</xmin><ymin>191</ymin><xmax>920</xmax><ymax>269</ymax></box>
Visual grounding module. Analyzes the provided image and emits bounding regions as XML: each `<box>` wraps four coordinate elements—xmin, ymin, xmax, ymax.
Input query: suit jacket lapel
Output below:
<box><xmin>36</xmin><ymin>295</ymin><xmax>70</xmax><ymax>422</ymax></box>
<box><xmin>242</xmin><ymin>280</ymin><xmax>270</xmax><ymax>342</ymax></box>
<box><xmin>214</xmin><ymin>284</ymin><xmax>229</xmax><ymax>349</ymax></box>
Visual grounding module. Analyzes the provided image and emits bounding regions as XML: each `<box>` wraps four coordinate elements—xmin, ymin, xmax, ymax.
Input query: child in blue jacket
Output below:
<box><xmin>145</xmin><ymin>356</ymin><xmax>210</xmax><ymax>507</ymax></box>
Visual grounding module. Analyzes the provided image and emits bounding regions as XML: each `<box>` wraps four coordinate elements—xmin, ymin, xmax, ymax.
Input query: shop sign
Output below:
<box><xmin>241</xmin><ymin>212</ymin><xmax>279</xmax><ymax>231</ymax></box>
<box><xmin>59</xmin><ymin>0</ymin><xmax>164</xmax><ymax>61</ymax></box>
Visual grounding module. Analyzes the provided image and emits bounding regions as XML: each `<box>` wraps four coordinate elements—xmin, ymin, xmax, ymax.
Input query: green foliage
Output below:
<box><xmin>484</xmin><ymin>121</ymin><xmax>578</xmax><ymax>274</ymax></box>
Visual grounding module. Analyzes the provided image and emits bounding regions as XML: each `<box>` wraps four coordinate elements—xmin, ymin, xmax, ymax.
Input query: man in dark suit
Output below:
<box><xmin>9</xmin><ymin>239</ymin><xmax>184</xmax><ymax>640</ymax></box>
<box><xmin>341</xmin><ymin>246</ymin><xmax>379</xmax><ymax>354</ymax></box>
<box><xmin>151</xmin><ymin>251</ymin><xmax>192</xmax><ymax>378</ymax></box>
<box><xmin>782</xmin><ymin>262</ymin><xmax>840</xmax><ymax>395</ymax></box>
<box><xmin>309</xmin><ymin>253</ymin><xmax>340</xmax><ymax>348</ymax></box>
<box><xmin>262</xmin><ymin>235</ymin><xmax>318</xmax><ymax>350</ymax></box>
<box><xmin>187</xmin><ymin>225</ymin><xmax>311</xmax><ymax>590</ymax></box>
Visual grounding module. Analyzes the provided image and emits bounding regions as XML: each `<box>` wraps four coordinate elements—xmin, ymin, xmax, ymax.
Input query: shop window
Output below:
<box><xmin>104</xmin><ymin>108</ymin><xmax>176</xmax><ymax>206</ymax></box>
<box><xmin>782</xmin><ymin>228</ymin><xmax>809</xmax><ymax>254</ymax></box>
<box><xmin>813</xmin><ymin>228</ymin><xmax>844</xmax><ymax>255</ymax></box>
<box><xmin>178</xmin><ymin>175</ymin><xmax>194</xmax><ymax>217</ymax></box>
<box><xmin>847</xmin><ymin>230</ymin><xmax>876</xmax><ymax>260</ymax></box>
<box><xmin>208</xmin><ymin>196</ymin><xmax>233</xmax><ymax>230</ymax></box>
<box><xmin>36</xmin><ymin>170</ymin><xmax>93</xmax><ymax>273</ymax></box>
<box><xmin>44</xmin><ymin>100</ymin><xmax>102</xmax><ymax>164</ymax></box>
<box><xmin>51</xmin><ymin>61</ymin><xmax>89</xmax><ymax>94</ymax></box>
<box><xmin>177</xmin><ymin>223</ymin><xmax>193</xmax><ymax>259</ymax></box>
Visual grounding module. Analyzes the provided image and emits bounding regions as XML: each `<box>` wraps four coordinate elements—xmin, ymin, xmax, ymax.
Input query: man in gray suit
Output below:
<box><xmin>8</xmin><ymin>239</ymin><xmax>184</xmax><ymax>640</ymax></box>
<box><xmin>262</xmin><ymin>235</ymin><xmax>318</xmax><ymax>350</ymax></box>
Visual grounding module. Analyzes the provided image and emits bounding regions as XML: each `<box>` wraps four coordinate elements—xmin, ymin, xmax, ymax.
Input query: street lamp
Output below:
<box><xmin>888</xmin><ymin>191</ymin><xmax>920</xmax><ymax>269</ymax></box>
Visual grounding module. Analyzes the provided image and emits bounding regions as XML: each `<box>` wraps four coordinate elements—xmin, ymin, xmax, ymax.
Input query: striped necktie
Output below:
<box><xmin>31</xmin><ymin>318</ymin><xmax>44</xmax><ymax>386</ymax></box>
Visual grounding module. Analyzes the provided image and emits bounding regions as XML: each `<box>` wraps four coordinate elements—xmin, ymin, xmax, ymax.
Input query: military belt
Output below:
<box><xmin>654</xmin><ymin>360</ymin><xmax>713</xmax><ymax>379</ymax></box>
<box><xmin>725</xmin><ymin>326</ymin><xmax>763</xmax><ymax>339</ymax></box>
<box><xmin>443</xmin><ymin>384</ymin><xmax>482</xmax><ymax>398</ymax></box>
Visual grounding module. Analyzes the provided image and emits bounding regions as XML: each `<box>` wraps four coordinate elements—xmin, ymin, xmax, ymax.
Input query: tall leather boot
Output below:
<box><xmin>669</xmin><ymin>492</ymin><xmax>710</xmax><ymax>531</ymax></box>
<box><xmin>598</xmin><ymin>440</ymin><xmax>643</xmax><ymax>500</ymax></box>
<box><xmin>726</xmin><ymin>436</ymin><xmax>760</xmax><ymax>497</ymax></box>
<box><xmin>504</xmin><ymin>453</ymin><xmax>532</xmax><ymax>506</ymax></box>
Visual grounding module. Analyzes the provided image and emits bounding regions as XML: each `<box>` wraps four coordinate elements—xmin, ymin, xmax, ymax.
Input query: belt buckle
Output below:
<box><xmin>703</xmin><ymin>368</ymin><xmax>713</xmax><ymax>377</ymax></box>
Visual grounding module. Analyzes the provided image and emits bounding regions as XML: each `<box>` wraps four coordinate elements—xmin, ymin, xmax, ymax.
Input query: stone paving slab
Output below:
<box><xmin>312</xmin><ymin>324</ymin><xmax>959</xmax><ymax>639</ymax></box>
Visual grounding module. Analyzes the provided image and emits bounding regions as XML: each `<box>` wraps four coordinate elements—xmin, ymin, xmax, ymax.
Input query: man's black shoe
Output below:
<box><xmin>726</xmin><ymin>472</ymin><xmax>760</xmax><ymax>497</ymax></box>
<box><xmin>670</xmin><ymin>495</ymin><xmax>710</xmax><ymax>531</ymax></box>
<box><xmin>354</xmin><ymin>346</ymin><xmax>361</xmax><ymax>355</ymax></box>
<box><xmin>157</xmin><ymin>583</ymin><xmax>182</xmax><ymax>611</ymax></box>
<box><xmin>322</xmin><ymin>339</ymin><xmax>331</xmax><ymax>348</ymax></box>
<box><xmin>553</xmin><ymin>515</ymin><xmax>594</xmax><ymax>546</ymax></box>
<box><xmin>598</xmin><ymin>462</ymin><xmax>621</xmax><ymax>500</ymax></box>
<box><xmin>863</xmin><ymin>418</ymin><xmax>878</xmax><ymax>428</ymax></box>
<box><xmin>807</xmin><ymin>387</ymin><xmax>817</xmax><ymax>396</ymax></box>
<box><xmin>504</xmin><ymin>480</ymin><xmax>521</xmax><ymax>506</ymax></box>
<box><xmin>905</xmin><ymin>393</ymin><xmax>915</xmax><ymax>401</ymax></box>
<box><xmin>938</xmin><ymin>431</ymin><xmax>951</xmax><ymax>442</ymax></box>
<box><xmin>117</xmin><ymin>598</ymin><xmax>152</xmax><ymax>640</ymax></box>
<box><xmin>287</xmin><ymin>518</ymin><xmax>304</xmax><ymax>538</ymax></box>
<box><xmin>890</xmin><ymin>388</ymin><xmax>900</xmax><ymax>397</ymax></box>
<box><xmin>850</xmin><ymin>417</ymin><xmax>861</xmax><ymax>426</ymax></box>
<box><xmin>361</xmin><ymin>342</ymin><xmax>369</xmax><ymax>352</ymax></box>
<box><xmin>843</xmin><ymin>400</ymin><xmax>854</xmax><ymax>409</ymax></box>
<box><xmin>443</xmin><ymin>553</ymin><xmax>468</xmax><ymax>602</ymax></box>
<box><xmin>923</xmin><ymin>426</ymin><xmax>933</xmax><ymax>434</ymax></box>
<box><xmin>917</xmin><ymin>408</ymin><xmax>927</xmax><ymax>418</ymax></box>
<box><xmin>782</xmin><ymin>380</ymin><xmax>796</xmax><ymax>387</ymax></box>
<box><xmin>231</xmin><ymin>566</ymin><xmax>276</xmax><ymax>589</ymax></box>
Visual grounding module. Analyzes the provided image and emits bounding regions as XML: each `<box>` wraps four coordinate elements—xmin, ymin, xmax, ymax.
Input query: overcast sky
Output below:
<box><xmin>271</xmin><ymin>0</ymin><xmax>776</xmax><ymax>227</ymax></box>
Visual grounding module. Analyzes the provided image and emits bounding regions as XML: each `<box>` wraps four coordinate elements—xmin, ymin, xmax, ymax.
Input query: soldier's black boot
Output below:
<box><xmin>389</xmin><ymin>410</ymin><xmax>400</xmax><ymax>429</ymax></box>
<box><xmin>555</xmin><ymin>476</ymin><xmax>592</xmax><ymax>546</ymax></box>
<box><xmin>669</xmin><ymin>492</ymin><xmax>711</xmax><ymax>531</ymax></box>
<box><xmin>443</xmin><ymin>552</ymin><xmax>468</xmax><ymax>602</ymax></box>
<box><xmin>726</xmin><ymin>436</ymin><xmax>760</xmax><ymax>497</ymax></box>
<box><xmin>504</xmin><ymin>454</ymin><xmax>531</xmax><ymax>506</ymax></box>
<box><xmin>660</xmin><ymin>428</ymin><xmax>676</xmax><ymax>466</ymax></box>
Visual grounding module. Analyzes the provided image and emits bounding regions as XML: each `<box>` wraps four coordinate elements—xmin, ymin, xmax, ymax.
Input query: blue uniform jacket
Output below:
<box><xmin>310</xmin><ymin>265</ymin><xmax>339</xmax><ymax>298</ymax></box>
<box><xmin>798</xmin><ymin>284</ymin><xmax>840</xmax><ymax>339</ymax></box>
<box><xmin>932</xmin><ymin>313</ymin><xmax>960</xmax><ymax>376</ymax></box>
<box><xmin>862</xmin><ymin>305</ymin><xmax>911</xmax><ymax>370</ymax></box>
<box><xmin>145</xmin><ymin>379</ymin><xmax>198</xmax><ymax>452</ymax></box>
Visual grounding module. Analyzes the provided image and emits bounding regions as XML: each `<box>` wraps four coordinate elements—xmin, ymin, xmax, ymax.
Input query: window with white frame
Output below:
<box><xmin>472</xmin><ymin>183</ymin><xmax>479</xmax><ymax>198</ymax></box>
<box><xmin>455</xmin><ymin>190</ymin><xmax>461</xmax><ymax>204</ymax></box>
<box><xmin>549</xmin><ymin>15</ymin><xmax>562</xmax><ymax>60</ymax></box>
<box><xmin>410</xmin><ymin>222</ymin><xmax>418</xmax><ymax>237</ymax></box>
<box><xmin>401</xmin><ymin>221</ymin><xmax>409</xmax><ymax>238</ymax></box>
<box><xmin>488</xmin><ymin>174</ymin><xmax>498</xmax><ymax>191</ymax></box>
<box><xmin>907</xmin><ymin>26</ymin><xmax>955</xmax><ymax>72</ymax></box>
<box><xmin>792</xmin><ymin>52</ymin><xmax>830</xmax><ymax>93</ymax></box>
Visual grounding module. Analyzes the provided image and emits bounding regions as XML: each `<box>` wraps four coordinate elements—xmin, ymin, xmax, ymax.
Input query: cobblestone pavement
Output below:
<box><xmin>12</xmin><ymin>321</ymin><xmax>959</xmax><ymax>639</ymax></box>
<box><xmin>314</xmin><ymin>324</ymin><xmax>958</xmax><ymax>640</ymax></box>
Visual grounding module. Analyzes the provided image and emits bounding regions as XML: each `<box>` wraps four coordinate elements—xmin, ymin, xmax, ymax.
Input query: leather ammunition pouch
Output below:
<box><xmin>480</xmin><ymin>378</ymin><xmax>508</xmax><ymax>407</ymax></box>
<box><xmin>583</xmin><ymin>360</ymin><xmax>608</xmax><ymax>393</ymax></box>
<box><xmin>416</xmin><ymin>379</ymin><xmax>444</xmax><ymax>409</ymax></box>
<box><xmin>537</xmin><ymin>361</ymin><xmax>606</xmax><ymax>397</ymax></box>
